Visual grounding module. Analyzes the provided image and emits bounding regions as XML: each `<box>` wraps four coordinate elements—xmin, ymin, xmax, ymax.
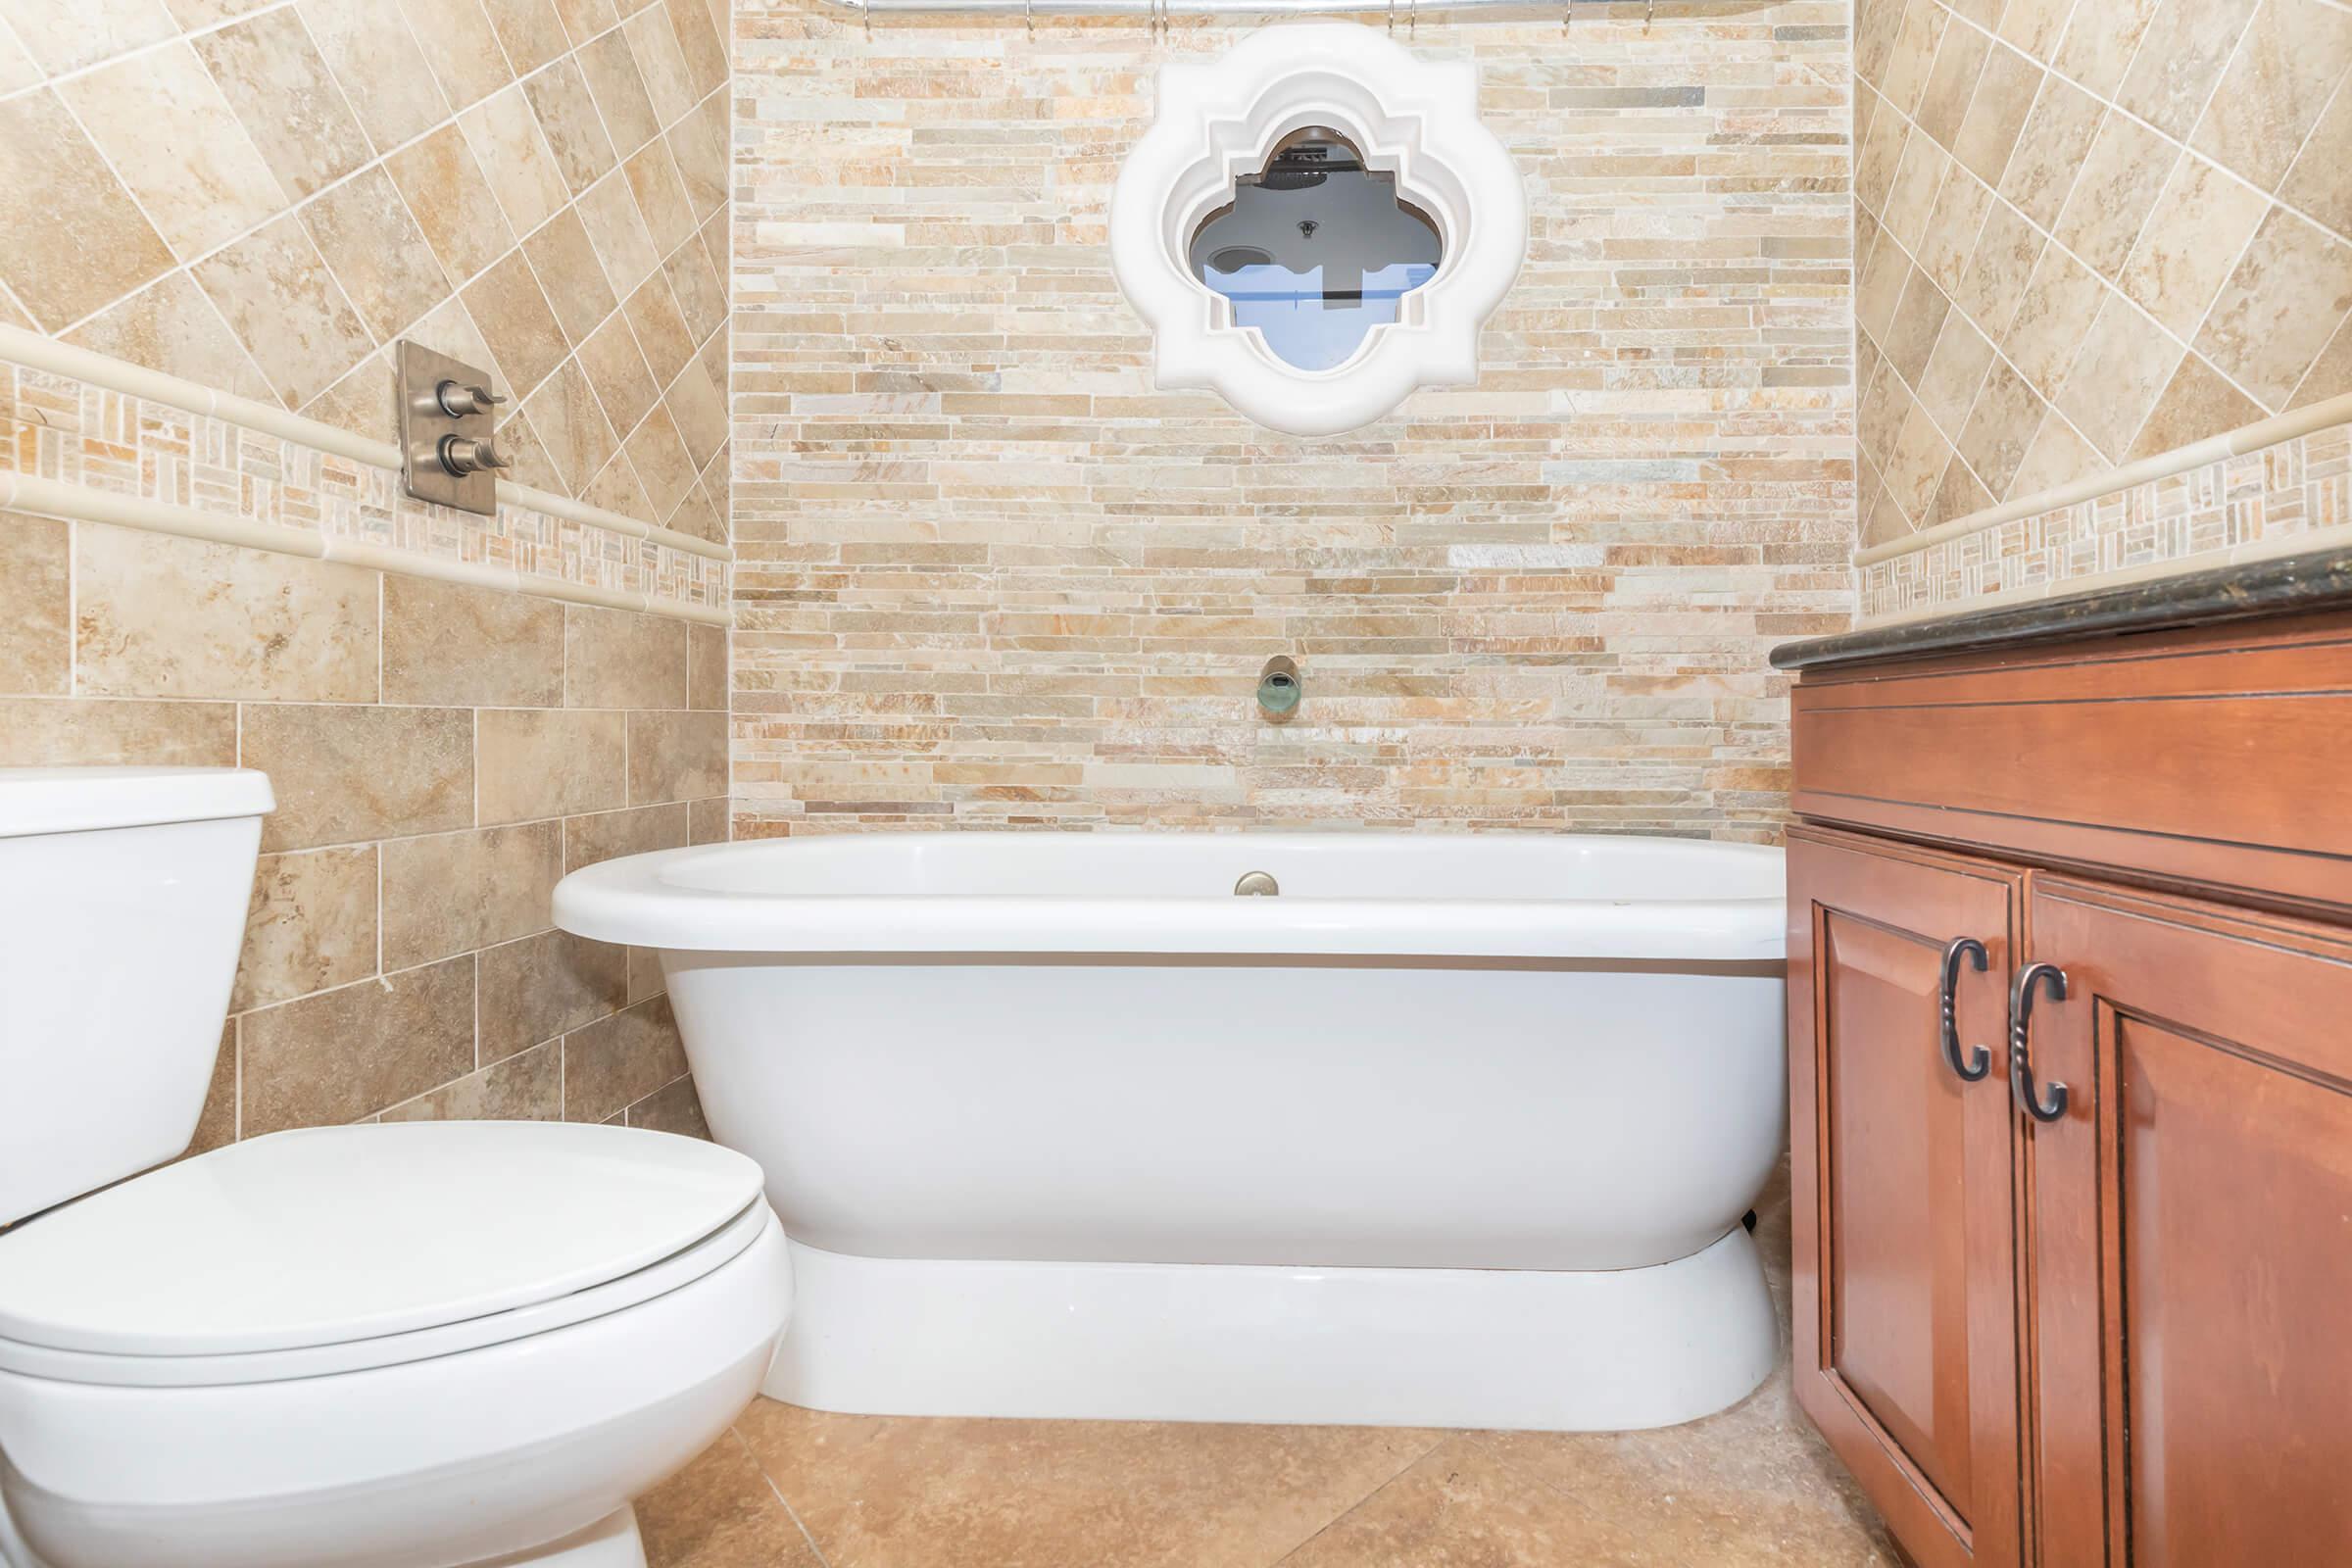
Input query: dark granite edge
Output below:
<box><xmin>1771</xmin><ymin>547</ymin><xmax>2352</xmax><ymax>671</ymax></box>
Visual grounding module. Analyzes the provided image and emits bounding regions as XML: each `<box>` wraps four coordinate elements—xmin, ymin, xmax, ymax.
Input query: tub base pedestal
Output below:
<box><xmin>764</xmin><ymin>1227</ymin><xmax>1778</xmax><ymax>1432</ymax></box>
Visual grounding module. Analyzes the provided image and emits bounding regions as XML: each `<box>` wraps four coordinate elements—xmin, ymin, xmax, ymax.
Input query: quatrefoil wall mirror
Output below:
<box><xmin>1109</xmin><ymin>24</ymin><xmax>1527</xmax><ymax>437</ymax></box>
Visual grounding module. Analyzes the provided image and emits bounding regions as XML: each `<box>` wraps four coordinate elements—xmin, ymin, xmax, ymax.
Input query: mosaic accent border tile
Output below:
<box><xmin>0</xmin><ymin>363</ymin><xmax>727</xmax><ymax>612</ymax></box>
<box><xmin>1861</xmin><ymin>422</ymin><xmax>2351</xmax><ymax>620</ymax></box>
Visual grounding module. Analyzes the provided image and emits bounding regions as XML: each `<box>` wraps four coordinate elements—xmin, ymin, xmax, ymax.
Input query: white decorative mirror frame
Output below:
<box><xmin>1109</xmin><ymin>23</ymin><xmax>1528</xmax><ymax>438</ymax></box>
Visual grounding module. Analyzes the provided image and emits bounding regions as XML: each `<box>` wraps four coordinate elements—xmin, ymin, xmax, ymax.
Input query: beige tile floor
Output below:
<box><xmin>638</xmin><ymin>1170</ymin><xmax>1899</xmax><ymax>1567</ymax></box>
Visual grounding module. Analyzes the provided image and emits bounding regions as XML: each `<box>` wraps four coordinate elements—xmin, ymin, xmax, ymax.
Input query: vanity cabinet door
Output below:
<box><xmin>1788</xmin><ymin>826</ymin><xmax>2027</xmax><ymax>1568</ymax></box>
<box><xmin>2022</xmin><ymin>879</ymin><xmax>2352</xmax><ymax>1567</ymax></box>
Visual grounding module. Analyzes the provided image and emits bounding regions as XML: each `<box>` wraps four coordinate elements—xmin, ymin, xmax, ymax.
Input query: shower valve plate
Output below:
<box><xmin>397</xmin><ymin>340</ymin><xmax>500</xmax><ymax>516</ymax></box>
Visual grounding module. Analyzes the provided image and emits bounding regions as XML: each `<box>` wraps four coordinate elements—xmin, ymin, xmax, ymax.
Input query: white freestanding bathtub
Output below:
<box><xmin>555</xmin><ymin>832</ymin><xmax>1788</xmax><ymax>1432</ymax></box>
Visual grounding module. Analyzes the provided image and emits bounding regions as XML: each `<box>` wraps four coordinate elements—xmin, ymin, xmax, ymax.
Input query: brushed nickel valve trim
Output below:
<box><xmin>397</xmin><ymin>340</ymin><xmax>506</xmax><ymax>516</ymax></box>
<box><xmin>433</xmin><ymin>380</ymin><xmax>506</xmax><ymax>418</ymax></box>
<box><xmin>436</xmin><ymin>434</ymin><xmax>513</xmax><ymax>477</ymax></box>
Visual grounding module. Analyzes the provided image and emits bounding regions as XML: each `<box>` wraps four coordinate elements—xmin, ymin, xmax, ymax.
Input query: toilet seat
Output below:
<box><xmin>0</xmin><ymin>1121</ymin><xmax>769</xmax><ymax>1387</ymax></box>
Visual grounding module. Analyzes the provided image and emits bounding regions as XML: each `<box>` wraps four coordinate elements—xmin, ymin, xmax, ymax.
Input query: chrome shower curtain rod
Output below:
<box><xmin>829</xmin><ymin>0</ymin><xmax>1649</xmax><ymax>20</ymax></box>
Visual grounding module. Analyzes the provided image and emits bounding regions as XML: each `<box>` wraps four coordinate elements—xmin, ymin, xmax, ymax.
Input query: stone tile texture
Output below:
<box><xmin>1851</xmin><ymin>0</ymin><xmax>2352</xmax><ymax>578</ymax></box>
<box><xmin>637</xmin><ymin>1167</ymin><xmax>1896</xmax><ymax>1567</ymax></box>
<box><xmin>728</xmin><ymin>0</ymin><xmax>1857</xmax><ymax>838</ymax></box>
<box><xmin>0</xmin><ymin>520</ymin><xmax>722</xmax><ymax>1144</ymax></box>
<box><xmin>0</xmin><ymin>0</ymin><xmax>732</xmax><ymax>537</ymax></box>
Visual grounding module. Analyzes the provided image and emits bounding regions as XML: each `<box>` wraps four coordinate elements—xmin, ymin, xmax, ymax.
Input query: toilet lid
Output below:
<box><xmin>0</xmin><ymin>1121</ymin><xmax>766</xmax><ymax>1357</ymax></box>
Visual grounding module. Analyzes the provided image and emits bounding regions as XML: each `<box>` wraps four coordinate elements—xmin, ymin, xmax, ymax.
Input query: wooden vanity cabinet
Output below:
<box><xmin>1782</xmin><ymin>606</ymin><xmax>2352</xmax><ymax>1568</ymax></box>
<box><xmin>1788</xmin><ymin>827</ymin><xmax>2025</xmax><ymax>1568</ymax></box>
<box><xmin>2021</xmin><ymin>881</ymin><xmax>2352</xmax><ymax>1568</ymax></box>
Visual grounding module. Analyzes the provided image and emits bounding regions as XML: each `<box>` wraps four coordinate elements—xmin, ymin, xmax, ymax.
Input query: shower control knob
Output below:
<box><xmin>436</xmin><ymin>435</ymin><xmax>513</xmax><ymax>477</ymax></box>
<box><xmin>433</xmin><ymin>379</ymin><xmax>506</xmax><ymax>417</ymax></box>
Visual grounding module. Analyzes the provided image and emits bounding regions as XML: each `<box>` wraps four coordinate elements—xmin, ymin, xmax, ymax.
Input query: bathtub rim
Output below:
<box><xmin>554</xmin><ymin>835</ymin><xmax>1787</xmax><ymax>961</ymax></box>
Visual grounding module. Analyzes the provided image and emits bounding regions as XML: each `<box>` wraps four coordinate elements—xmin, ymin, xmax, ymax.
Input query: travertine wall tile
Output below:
<box><xmin>1852</xmin><ymin>0</ymin><xmax>2352</xmax><ymax>590</ymax></box>
<box><xmin>0</xmin><ymin>361</ymin><xmax>725</xmax><ymax>611</ymax></box>
<box><xmin>464</xmin><ymin>249</ymin><xmax>573</xmax><ymax>406</ymax></box>
<box><xmin>383</xmin><ymin>575</ymin><xmax>567</xmax><ymax>708</ymax></box>
<box><xmin>383</xmin><ymin>1038</ymin><xmax>564</xmax><ymax>1122</ymax></box>
<box><xmin>485</xmin><ymin>0</ymin><xmax>574</xmax><ymax>74</ymax></box>
<box><xmin>189</xmin><ymin>1023</ymin><xmax>238</xmax><ymax>1156</ymax></box>
<box><xmin>382</xmin><ymin>821</ymin><xmax>564</xmax><ymax>969</ymax></box>
<box><xmin>247</xmin><ymin>703</ymin><xmax>475</xmax><ymax>851</ymax></box>
<box><xmin>0</xmin><ymin>514</ymin><xmax>69</xmax><ymax>695</ymax></box>
<box><xmin>564</xmin><ymin>994</ymin><xmax>687</xmax><ymax>1123</ymax></box>
<box><xmin>564</xmin><ymin>800</ymin><xmax>691</xmax><ymax>871</ymax></box>
<box><xmin>688</xmin><ymin>622</ymin><xmax>727</xmax><ymax>710</ymax></box>
<box><xmin>232</xmin><ymin>846</ymin><xmax>378</xmax><ymax>1012</ymax></box>
<box><xmin>0</xmin><ymin>90</ymin><xmax>175</xmax><ymax>328</ymax></box>
<box><xmin>5</xmin><ymin>0</ymin><xmax>178</xmax><ymax>76</ymax></box>
<box><xmin>2191</xmin><ymin>0</ymin><xmax>2352</xmax><ymax>194</ymax></box>
<box><xmin>626</xmin><ymin>1073</ymin><xmax>709</xmax><ymax>1137</ymax></box>
<box><xmin>1863</xmin><ymin>422</ymin><xmax>2350</xmax><ymax>617</ymax></box>
<box><xmin>3</xmin><ymin>511</ymin><xmax>718</xmax><ymax>1144</ymax></box>
<box><xmin>2196</xmin><ymin>210</ymin><xmax>2352</xmax><ymax>411</ymax></box>
<box><xmin>301</xmin><ymin>0</ymin><xmax>449</xmax><ymax>150</ymax></box>
<box><xmin>193</xmin><ymin>216</ymin><xmax>380</xmax><ymax>409</ymax></box>
<box><xmin>479</xmin><ymin>929</ymin><xmax>630</xmax><ymax>1061</ymax></box>
<box><xmin>1</xmin><ymin>0</ymin><xmax>733</xmax><ymax>537</ymax></box>
<box><xmin>192</xmin><ymin>8</ymin><xmax>374</xmax><ymax>201</ymax></box>
<box><xmin>567</xmin><ymin>602</ymin><xmax>689</xmax><ymax>710</ymax></box>
<box><xmin>731</xmin><ymin>0</ymin><xmax>1854</xmax><ymax>837</ymax></box>
<box><xmin>0</xmin><ymin>26</ymin><xmax>37</xmax><ymax>95</ymax></box>
<box><xmin>59</xmin><ymin>42</ymin><xmax>286</xmax><ymax>258</ymax></box>
<box><xmin>399</xmin><ymin>0</ymin><xmax>517</xmax><ymax>111</ymax></box>
<box><xmin>0</xmin><ymin>696</ymin><xmax>237</xmax><ymax>765</ymax></box>
<box><xmin>299</xmin><ymin>167</ymin><xmax>452</xmax><ymax>345</ymax></box>
<box><xmin>387</xmin><ymin>124</ymin><xmax>520</xmax><ymax>286</ymax></box>
<box><xmin>627</xmin><ymin>707</ymin><xmax>727</xmax><ymax>805</ymax></box>
<box><xmin>74</xmin><ymin>527</ymin><xmax>379</xmax><ymax>704</ymax></box>
<box><xmin>627</xmin><ymin>944</ymin><xmax>665</xmax><ymax>1003</ymax></box>
<box><xmin>63</xmin><ymin>274</ymin><xmax>275</xmax><ymax>404</ymax></box>
<box><xmin>478</xmin><ymin>706</ymin><xmax>628</xmax><ymax>823</ymax></box>
<box><xmin>241</xmin><ymin>956</ymin><xmax>477</xmax><ymax>1135</ymax></box>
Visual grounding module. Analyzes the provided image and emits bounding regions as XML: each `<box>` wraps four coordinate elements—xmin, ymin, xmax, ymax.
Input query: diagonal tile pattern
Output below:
<box><xmin>1852</xmin><ymin>0</ymin><xmax>2352</xmax><ymax>549</ymax></box>
<box><xmin>0</xmin><ymin>0</ymin><xmax>732</xmax><ymax>543</ymax></box>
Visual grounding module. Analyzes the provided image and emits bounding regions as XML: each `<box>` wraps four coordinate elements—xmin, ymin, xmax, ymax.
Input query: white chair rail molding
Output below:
<box><xmin>1107</xmin><ymin>23</ymin><xmax>1528</xmax><ymax>436</ymax></box>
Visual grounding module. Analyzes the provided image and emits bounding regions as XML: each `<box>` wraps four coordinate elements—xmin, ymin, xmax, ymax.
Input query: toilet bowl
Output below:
<box><xmin>0</xmin><ymin>769</ymin><xmax>795</xmax><ymax>1568</ymax></box>
<box><xmin>0</xmin><ymin>1123</ymin><xmax>794</xmax><ymax>1568</ymax></box>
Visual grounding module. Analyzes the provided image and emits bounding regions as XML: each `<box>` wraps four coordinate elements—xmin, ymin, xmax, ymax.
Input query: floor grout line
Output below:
<box><xmin>1259</xmin><ymin>1428</ymin><xmax>1456</xmax><ymax>1568</ymax></box>
<box><xmin>729</xmin><ymin>1422</ymin><xmax>834</xmax><ymax>1567</ymax></box>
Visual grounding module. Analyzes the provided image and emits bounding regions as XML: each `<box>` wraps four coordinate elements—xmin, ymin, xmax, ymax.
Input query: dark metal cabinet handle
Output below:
<box><xmin>1938</xmin><ymin>937</ymin><xmax>1993</xmax><ymax>1082</ymax></box>
<box><xmin>2009</xmin><ymin>960</ymin><xmax>2070</xmax><ymax>1123</ymax></box>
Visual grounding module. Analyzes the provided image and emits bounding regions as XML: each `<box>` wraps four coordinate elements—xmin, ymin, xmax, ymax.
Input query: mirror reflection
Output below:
<box><xmin>1187</xmin><ymin>130</ymin><xmax>1442</xmax><ymax>372</ymax></box>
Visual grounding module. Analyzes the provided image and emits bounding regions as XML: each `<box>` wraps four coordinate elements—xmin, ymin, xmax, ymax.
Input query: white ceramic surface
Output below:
<box><xmin>1107</xmin><ymin>23</ymin><xmax>1527</xmax><ymax>435</ymax></box>
<box><xmin>773</xmin><ymin>1229</ymin><xmax>1779</xmax><ymax>1431</ymax></box>
<box><xmin>0</xmin><ymin>767</ymin><xmax>272</xmax><ymax>1225</ymax></box>
<box><xmin>0</xmin><ymin>768</ymin><xmax>795</xmax><ymax>1568</ymax></box>
<box><xmin>0</xmin><ymin>1122</ymin><xmax>766</xmax><ymax>1357</ymax></box>
<box><xmin>555</xmin><ymin>830</ymin><xmax>1789</xmax><ymax>1430</ymax></box>
<box><xmin>0</xmin><ymin>1209</ymin><xmax>791</xmax><ymax>1568</ymax></box>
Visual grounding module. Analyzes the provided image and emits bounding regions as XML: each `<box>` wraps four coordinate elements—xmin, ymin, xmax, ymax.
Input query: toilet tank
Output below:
<box><xmin>0</xmin><ymin>767</ymin><xmax>273</xmax><ymax>1226</ymax></box>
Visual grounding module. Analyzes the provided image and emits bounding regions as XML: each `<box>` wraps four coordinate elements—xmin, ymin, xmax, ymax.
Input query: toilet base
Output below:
<box><xmin>0</xmin><ymin>1491</ymin><xmax>46</xmax><ymax>1568</ymax></box>
<box><xmin>0</xmin><ymin>1497</ymin><xmax>643</xmax><ymax>1568</ymax></box>
<box><xmin>476</xmin><ymin>1508</ymin><xmax>643</xmax><ymax>1568</ymax></box>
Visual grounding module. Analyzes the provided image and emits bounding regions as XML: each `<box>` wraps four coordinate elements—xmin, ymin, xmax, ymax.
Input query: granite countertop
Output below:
<box><xmin>1770</xmin><ymin>547</ymin><xmax>2352</xmax><ymax>671</ymax></box>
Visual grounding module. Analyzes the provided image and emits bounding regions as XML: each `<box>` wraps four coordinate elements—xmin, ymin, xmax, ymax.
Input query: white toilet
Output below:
<box><xmin>0</xmin><ymin>767</ymin><xmax>794</xmax><ymax>1568</ymax></box>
